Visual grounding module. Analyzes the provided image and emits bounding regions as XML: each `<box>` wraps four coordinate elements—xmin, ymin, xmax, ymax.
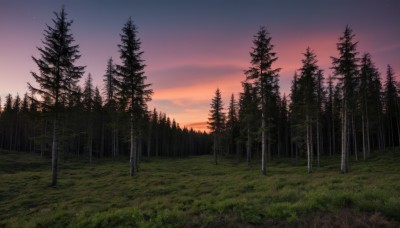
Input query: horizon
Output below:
<box><xmin>1</xmin><ymin>0</ymin><xmax>400</xmax><ymax>132</ymax></box>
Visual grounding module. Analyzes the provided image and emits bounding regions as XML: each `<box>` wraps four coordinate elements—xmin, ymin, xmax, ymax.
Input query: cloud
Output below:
<box><xmin>184</xmin><ymin>121</ymin><xmax>209</xmax><ymax>132</ymax></box>
<box><xmin>148</xmin><ymin>64</ymin><xmax>246</xmax><ymax>90</ymax></box>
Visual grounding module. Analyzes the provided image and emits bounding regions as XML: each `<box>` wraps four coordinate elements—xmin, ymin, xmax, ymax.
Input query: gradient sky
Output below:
<box><xmin>1</xmin><ymin>0</ymin><xmax>399</xmax><ymax>132</ymax></box>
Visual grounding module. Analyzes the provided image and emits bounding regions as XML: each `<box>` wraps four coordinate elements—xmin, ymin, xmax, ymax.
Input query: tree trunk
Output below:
<box><xmin>51</xmin><ymin>117</ymin><xmax>59</xmax><ymax>186</ymax></box>
<box><xmin>352</xmin><ymin>114</ymin><xmax>358</xmax><ymax>161</ymax></box>
<box><xmin>307</xmin><ymin>115</ymin><xmax>312</xmax><ymax>173</ymax></box>
<box><xmin>100</xmin><ymin>121</ymin><xmax>104</xmax><ymax>158</ymax></box>
<box><xmin>362</xmin><ymin>113</ymin><xmax>366</xmax><ymax>160</ymax></box>
<box><xmin>247</xmin><ymin>127</ymin><xmax>251</xmax><ymax>166</ymax></box>
<box><xmin>213</xmin><ymin>133</ymin><xmax>218</xmax><ymax>165</ymax></box>
<box><xmin>340</xmin><ymin>100</ymin><xmax>348</xmax><ymax>173</ymax></box>
<box><xmin>136</xmin><ymin>136</ymin><xmax>141</xmax><ymax>172</ymax></box>
<box><xmin>316</xmin><ymin>114</ymin><xmax>320</xmax><ymax>167</ymax></box>
<box><xmin>130</xmin><ymin>119</ymin><xmax>136</xmax><ymax>176</ymax></box>
<box><xmin>147</xmin><ymin>124</ymin><xmax>151</xmax><ymax>157</ymax></box>
<box><xmin>261</xmin><ymin>115</ymin><xmax>266</xmax><ymax>175</ymax></box>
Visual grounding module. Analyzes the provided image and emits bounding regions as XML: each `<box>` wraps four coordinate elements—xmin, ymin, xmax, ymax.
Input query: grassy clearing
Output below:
<box><xmin>1</xmin><ymin>150</ymin><xmax>400</xmax><ymax>227</ymax></box>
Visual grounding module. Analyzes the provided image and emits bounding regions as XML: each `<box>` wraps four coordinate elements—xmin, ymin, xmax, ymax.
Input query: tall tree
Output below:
<box><xmin>28</xmin><ymin>7</ymin><xmax>85</xmax><ymax>186</ymax></box>
<box><xmin>246</xmin><ymin>27</ymin><xmax>280</xmax><ymax>175</ymax></box>
<box><xmin>359</xmin><ymin>53</ymin><xmax>380</xmax><ymax>159</ymax></box>
<box><xmin>83</xmin><ymin>74</ymin><xmax>94</xmax><ymax>162</ymax></box>
<box><xmin>208</xmin><ymin>88</ymin><xmax>225</xmax><ymax>165</ymax></box>
<box><xmin>226</xmin><ymin>94</ymin><xmax>239</xmax><ymax>156</ymax></box>
<box><xmin>298</xmin><ymin>47</ymin><xmax>319</xmax><ymax>173</ymax></box>
<box><xmin>239</xmin><ymin>82</ymin><xmax>260</xmax><ymax>165</ymax></box>
<box><xmin>116</xmin><ymin>18</ymin><xmax>152</xmax><ymax>176</ymax></box>
<box><xmin>331</xmin><ymin>26</ymin><xmax>359</xmax><ymax>173</ymax></box>
<box><xmin>384</xmin><ymin>65</ymin><xmax>399</xmax><ymax>148</ymax></box>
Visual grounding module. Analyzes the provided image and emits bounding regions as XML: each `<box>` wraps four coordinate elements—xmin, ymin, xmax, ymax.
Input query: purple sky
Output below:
<box><xmin>1</xmin><ymin>0</ymin><xmax>399</xmax><ymax>131</ymax></box>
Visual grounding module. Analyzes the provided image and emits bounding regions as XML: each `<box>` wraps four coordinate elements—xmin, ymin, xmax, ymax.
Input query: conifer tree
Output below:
<box><xmin>208</xmin><ymin>88</ymin><xmax>225</xmax><ymax>165</ymax></box>
<box><xmin>298</xmin><ymin>47</ymin><xmax>319</xmax><ymax>173</ymax></box>
<box><xmin>226</xmin><ymin>94</ymin><xmax>239</xmax><ymax>156</ymax></box>
<box><xmin>116</xmin><ymin>18</ymin><xmax>152</xmax><ymax>176</ymax></box>
<box><xmin>331</xmin><ymin>26</ymin><xmax>359</xmax><ymax>173</ymax></box>
<box><xmin>28</xmin><ymin>7</ymin><xmax>85</xmax><ymax>185</ymax></box>
<box><xmin>384</xmin><ymin>65</ymin><xmax>399</xmax><ymax>148</ymax></box>
<box><xmin>246</xmin><ymin>27</ymin><xmax>280</xmax><ymax>175</ymax></box>
<box><xmin>239</xmin><ymin>82</ymin><xmax>260</xmax><ymax>165</ymax></box>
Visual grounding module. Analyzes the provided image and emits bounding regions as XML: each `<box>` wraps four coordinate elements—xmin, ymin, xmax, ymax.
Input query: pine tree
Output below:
<box><xmin>116</xmin><ymin>18</ymin><xmax>152</xmax><ymax>176</ymax></box>
<box><xmin>28</xmin><ymin>7</ymin><xmax>85</xmax><ymax>185</ymax></box>
<box><xmin>331</xmin><ymin>26</ymin><xmax>359</xmax><ymax>173</ymax></box>
<box><xmin>226</xmin><ymin>94</ymin><xmax>239</xmax><ymax>156</ymax></box>
<box><xmin>384</xmin><ymin>65</ymin><xmax>399</xmax><ymax>148</ymax></box>
<box><xmin>246</xmin><ymin>27</ymin><xmax>280</xmax><ymax>175</ymax></box>
<box><xmin>239</xmin><ymin>82</ymin><xmax>260</xmax><ymax>165</ymax></box>
<box><xmin>208</xmin><ymin>88</ymin><xmax>225</xmax><ymax>165</ymax></box>
<box><xmin>298</xmin><ymin>47</ymin><xmax>319</xmax><ymax>173</ymax></box>
<box><xmin>359</xmin><ymin>53</ymin><xmax>380</xmax><ymax>159</ymax></box>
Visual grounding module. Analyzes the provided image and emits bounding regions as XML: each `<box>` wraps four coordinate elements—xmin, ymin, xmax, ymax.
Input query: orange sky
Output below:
<box><xmin>1</xmin><ymin>1</ymin><xmax>399</xmax><ymax>132</ymax></box>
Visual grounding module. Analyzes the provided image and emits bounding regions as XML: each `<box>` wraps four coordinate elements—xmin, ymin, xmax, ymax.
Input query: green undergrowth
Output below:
<box><xmin>0</xmin><ymin>149</ymin><xmax>399</xmax><ymax>227</ymax></box>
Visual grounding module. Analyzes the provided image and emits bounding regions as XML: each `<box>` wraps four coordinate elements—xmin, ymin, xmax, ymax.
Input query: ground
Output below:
<box><xmin>1</xmin><ymin>150</ymin><xmax>400</xmax><ymax>227</ymax></box>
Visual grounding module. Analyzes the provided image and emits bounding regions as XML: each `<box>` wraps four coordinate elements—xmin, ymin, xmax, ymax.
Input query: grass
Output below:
<box><xmin>1</xmin><ymin>150</ymin><xmax>400</xmax><ymax>227</ymax></box>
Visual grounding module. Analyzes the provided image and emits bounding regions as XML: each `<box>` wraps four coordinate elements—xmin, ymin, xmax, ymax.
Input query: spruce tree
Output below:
<box><xmin>384</xmin><ymin>65</ymin><xmax>399</xmax><ymax>148</ymax></box>
<box><xmin>208</xmin><ymin>88</ymin><xmax>225</xmax><ymax>165</ymax></box>
<box><xmin>226</xmin><ymin>94</ymin><xmax>239</xmax><ymax>156</ymax></box>
<box><xmin>298</xmin><ymin>47</ymin><xmax>319</xmax><ymax>173</ymax></box>
<box><xmin>116</xmin><ymin>18</ymin><xmax>152</xmax><ymax>176</ymax></box>
<box><xmin>331</xmin><ymin>26</ymin><xmax>359</xmax><ymax>173</ymax></box>
<box><xmin>246</xmin><ymin>27</ymin><xmax>280</xmax><ymax>175</ymax></box>
<box><xmin>28</xmin><ymin>7</ymin><xmax>85</xmax><ymax>185</ymax></box>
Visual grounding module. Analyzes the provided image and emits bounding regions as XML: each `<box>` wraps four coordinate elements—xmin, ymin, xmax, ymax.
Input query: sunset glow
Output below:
<box><xmin>1</xmin><ymin>1</ymin><xmax>399</xmax><ymax>131</ymax></box>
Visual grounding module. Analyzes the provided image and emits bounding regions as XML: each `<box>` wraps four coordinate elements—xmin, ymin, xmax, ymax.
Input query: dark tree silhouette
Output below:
<box><xmin>115</xmin><ymin>18</ymin><xmax>152</xmax><ymax>176</ymax></box>
<box><xmin>208</xmin><ymin>88</ymin><xmax>225</xmax><ymax>165</ymax></box>
<box><xmin>331</xmin><ymin>26</ymin><xmax>359</xmax><ymax>173</ymax></box>
<box><xmin>28</xmin><ymin>7</ymin><xmax>85</xmax><ymax>186</ymax></box>
<box><xmin>246</xmin><ymin>27</ymin><xmax>280</xmax><ymax>175</ymax></box>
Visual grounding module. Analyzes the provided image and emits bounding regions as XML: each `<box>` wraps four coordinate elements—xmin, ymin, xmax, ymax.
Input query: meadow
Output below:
<box><xmin>1</xmin><ymin>150</ymin><xmax>400</xmax><ymax>227</ymax></box>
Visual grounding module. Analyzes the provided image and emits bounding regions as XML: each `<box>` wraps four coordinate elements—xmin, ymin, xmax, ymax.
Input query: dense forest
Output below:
<box><xmin>0</xmin><ymin>8</ymin><xmax>399</xmax><ymax>187</ymax></box>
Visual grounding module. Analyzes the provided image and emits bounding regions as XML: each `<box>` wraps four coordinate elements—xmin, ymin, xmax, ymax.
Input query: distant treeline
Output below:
<box><xmin>208</xmin><ymin>26</ymin><xmax>400</xmax><ymax>174</ymax></box>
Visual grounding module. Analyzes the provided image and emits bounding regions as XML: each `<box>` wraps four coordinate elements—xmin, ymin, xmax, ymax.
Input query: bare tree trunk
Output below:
<box><xmin>51</xmin><ymin>117</ymin><xmax>59</xmax><ymax>186</ymax></box>
<box><xmin>213</xmin><ymin>133</ymin><xmax>218</xmax><ymax>165</ymax></box>
<box><xmin>316</xmin><ymin>114</ymin><xmax>320</xmax><ymax>167</ymax></box>
<box><xmin>247</xmin><ymin>127</ymin><xmax>251</xmax><ymax>166</ymax></box>
<box><xmin>147</xmin><ymin>124</ymin><xmax>151</xmax><ymax>157</ymax></box>
<box><xmin>88</xmin><ymin>132</ymin><xmax>93</xmax><ymax>164</ymax></box>
<box><xmin>366</xmin><ymin>113</ymin><xmax>371</xmax><ymax>158</ymax></box>
<box><xmin>362</xmin><ymin>113</ymin><xmax>366</xmax><ymax>160</ymax></box>
<box><xmin>261</xmin><ymin>115</ymin><xmax>266</xmax><ymax>175</ymax></box>
<box><xmin>307</xmin><ymin>115</ymin><xmax>312</xmax><ymax>173</ymax></box>
<box><xmin>100</xmin><ymin>122</ymin><xmax>104</xmax><ymax>158</ymax></box>
<box><xmin>352</xmin><ymin>115</ymin><xmax>358</xmax><ymax>161</ymax></box>
<box><xmin>136</xmin><ymin>136</ymin><xmax>141</xmax><ymax>172</ymax></box>
<box><xmin>130</xmin><ymin>119</ymin><xmax>136</xmax><ymax>176</ymax></box>
<box><xmin>341</xmin><ymin>100</ymin><xmax>348</xmax><ymax>173</ymax></box>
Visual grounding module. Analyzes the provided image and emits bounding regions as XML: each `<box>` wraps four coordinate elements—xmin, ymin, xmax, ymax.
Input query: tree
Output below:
<box><xmin>331</xmin><ymin>26</ymin><xmax>359</xmax><ymax>173</ymax></box>
<box><xmin>384</xmin><ymin>65</ymin><xmax>399</xmax><ymax>148</ymax></box>
<box><xmin>208</xmin><ymin>88</ymin><xmax>225</xmax><ymax>165</ymax></box>
<box><xmin>28</xmin><ymin>7</ymin><xmax>85</xmax><ymax>186</ymax></box>
<box><xmin>359</xmin><ymin>53</ymin><xmax>380</xmax><ymax>159</ymax></box>
<box><xmin>246</xmin><ymin>27</ymin><xmax>280</xmax><ymax>175</ymax></box>
<box><xmin>116</xmin><ymin>18</ymin><xmax>152</xmax><ymax>176</ymax></box>
<box><xmin>226</xmin><ymin>94</ymin><xmax>239</xmax><ymax>156</ymax></box>
<box><xmin>298</xmin><ymin>47</ymin><xmax>319</xmax><ymax>173</ymax></box>
<box><xmin>83</xmin><ymin>74</ymin><xmax>94</xmax><ymax>162</ymax></box>
<box><xmin>239</xmin><ymin>82</ymin><xmax>260</xmax><ymax>165</ymax></box>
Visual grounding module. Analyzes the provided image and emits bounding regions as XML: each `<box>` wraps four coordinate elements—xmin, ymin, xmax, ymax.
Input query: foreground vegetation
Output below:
<box><xmin>1</xmin><ymin>150</ymin><xmax>400</xmax><ymax>227</ymax></box>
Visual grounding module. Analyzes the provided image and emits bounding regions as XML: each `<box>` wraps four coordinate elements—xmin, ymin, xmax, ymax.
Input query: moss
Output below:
<box><xmin>1</xmin><ymin>149</ymin><xmax>400</xmax><ymax>226</ymax></box>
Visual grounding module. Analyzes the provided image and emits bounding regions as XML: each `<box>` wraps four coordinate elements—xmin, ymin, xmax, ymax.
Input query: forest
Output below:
<box><xmin>1</xmin><ymin>6</ymin><xmax>400</xmax><ymax>227</ymax></box>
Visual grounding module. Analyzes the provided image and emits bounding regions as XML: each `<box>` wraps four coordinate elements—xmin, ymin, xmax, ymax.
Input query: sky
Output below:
<box><xmin>1</xmin><ymin>0</ymin><xmax>399</xmax><ymax>132</ymax></box>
